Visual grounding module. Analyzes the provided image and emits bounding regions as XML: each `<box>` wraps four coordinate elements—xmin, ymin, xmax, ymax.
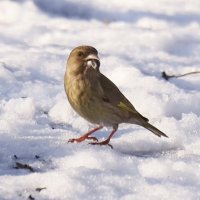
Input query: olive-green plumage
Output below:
<box><xmin>65</xmin><ymin>46</ymin><xmax>167</xmax><ymax>146</ymax></box>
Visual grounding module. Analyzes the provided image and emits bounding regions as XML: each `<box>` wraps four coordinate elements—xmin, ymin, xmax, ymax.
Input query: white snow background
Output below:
<box><xmin>0</xmin><ymin>0</ymin><xmax>200</xmax><ymax>199</ymax></box>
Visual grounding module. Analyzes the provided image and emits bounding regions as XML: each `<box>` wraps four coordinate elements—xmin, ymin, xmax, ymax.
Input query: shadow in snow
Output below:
<box><xmin>113</xmin><ymin>134</ymin><xmax>182</xmax><ymax>158</ymax></box>
<box><xmin>117</xmin><ymin>148</ymin><xmax>180</xmax><ymax>158</ymax></box>
<box><xmin>33</xmin><ymin>0</ymin><xmax>200</xmax><ymax>25</ymax></box>
<box><xmin>170</xmin><ymin>78</ymin><xmax>200</xmax><ymax>91</ymax></box>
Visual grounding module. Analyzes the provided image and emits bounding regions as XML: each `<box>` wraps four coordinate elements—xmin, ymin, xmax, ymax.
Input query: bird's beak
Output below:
<box><xmin>85</xmin><ymin>54</ymin><xmax>100</xmax><ymax>70</ymax></box>
<box><xmin>85</xmin><ymin>54</ymin><xmax>100</xmax><ymax>62</ymax></box>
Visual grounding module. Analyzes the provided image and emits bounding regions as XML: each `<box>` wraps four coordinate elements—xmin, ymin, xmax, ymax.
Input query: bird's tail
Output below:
<box><xmin>142</xmin><ymin>122</ymin><xmax>168</xmax><ymax>138</ymax></box>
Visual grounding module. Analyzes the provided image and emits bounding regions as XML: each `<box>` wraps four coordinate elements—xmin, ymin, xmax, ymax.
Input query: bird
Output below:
<box><xmin>64</xmin><ymin>45</ymin><xmax>168</xmax><ymax>148</ymax></box>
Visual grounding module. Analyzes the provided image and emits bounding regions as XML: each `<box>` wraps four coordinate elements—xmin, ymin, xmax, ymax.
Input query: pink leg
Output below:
<box><xmin>68</xmin><ymin>126</ymin><xmax>103</xmax><ymax>143</ymax></box>
<box><xmin>89</xmin><ymin>128</ymin><xmax>117</xmax><ymax>149</ymax></box>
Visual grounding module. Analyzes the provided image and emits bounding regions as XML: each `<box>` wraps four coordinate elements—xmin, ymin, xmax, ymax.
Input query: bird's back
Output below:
<box><xmin>99</xmin><ymin>73</ymin><xmax>149</xmax><ymax>123</ymax></box>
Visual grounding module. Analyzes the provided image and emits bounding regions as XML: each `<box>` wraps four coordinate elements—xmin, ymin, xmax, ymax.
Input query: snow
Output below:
<box><xmin>0</xmin><ymin>0</ymin><xmax>200</xmax><ymax>199</ymax></box>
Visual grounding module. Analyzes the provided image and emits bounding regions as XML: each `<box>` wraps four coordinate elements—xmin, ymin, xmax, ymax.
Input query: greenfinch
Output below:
<box><xmin>65</xmin><ymin>46</ymin><xmax>168</xmax><ymax>148</ymax></box>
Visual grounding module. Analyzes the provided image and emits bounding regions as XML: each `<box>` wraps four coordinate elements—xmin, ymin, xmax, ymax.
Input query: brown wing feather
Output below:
<box><xmin>99</xmin><ymin>74</ymin><xmax>133</xmax><ymax>107</ymax></box>
<box><xmin>99</xmin><ymin>73</ymin><xmax>148</xmax><ymax>122</ymax></box>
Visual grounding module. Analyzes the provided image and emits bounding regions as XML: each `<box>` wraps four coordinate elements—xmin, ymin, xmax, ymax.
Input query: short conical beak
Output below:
<box><xmin>85</xmin><ymin>54</ymin><xmax>100</xmax><ymax>70</ymax></box>
<box><xmin>85</xmin><ymin>54</ymin><xmax>100</xmax><ymax>61</ymax></box>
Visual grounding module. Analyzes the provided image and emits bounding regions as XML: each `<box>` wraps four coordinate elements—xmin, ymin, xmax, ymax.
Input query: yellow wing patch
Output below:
<box><xmin>118</xmin><ymin>102</ymin><xmax>135</xmax><ymax>113</ymax></box>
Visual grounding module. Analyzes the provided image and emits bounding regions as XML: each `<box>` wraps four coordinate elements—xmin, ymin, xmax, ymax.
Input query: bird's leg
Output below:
<box><xmin>89</xmin><ymin>127</ymin><xmax>117</xmax><ymax>149</ymax></box>
<box><xmin>68</xmin><ymin>126</ymin><xmax>103</xmax><ymax>143</ymax></box>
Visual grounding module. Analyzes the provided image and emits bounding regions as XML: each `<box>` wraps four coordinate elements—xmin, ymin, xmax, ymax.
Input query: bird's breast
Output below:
<box><xmin>65</xmin><ymin>74</ymin><xmax>97</xmax><ymax>120</ymax></box>
<box><xmin>65</xmin><ymin>72</ymin><xmax>123</xmax><ymax>126</ymax></box>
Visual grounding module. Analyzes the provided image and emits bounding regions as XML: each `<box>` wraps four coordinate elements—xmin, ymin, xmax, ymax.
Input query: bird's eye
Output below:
<box><xmin>78</xmin><ymin>52</ymin><xmax>84</xmax><ymax>57</ymax></box>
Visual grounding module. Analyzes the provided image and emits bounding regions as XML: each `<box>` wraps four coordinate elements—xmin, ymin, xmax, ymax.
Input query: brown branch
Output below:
<box><xmin>162</xmin><ymin>71</ymin><xmax>200</xmax><ymax>81</ymax></box>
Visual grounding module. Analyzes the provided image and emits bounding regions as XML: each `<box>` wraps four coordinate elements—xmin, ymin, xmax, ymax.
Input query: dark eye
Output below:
<box><xmin>78</xmin><ymin>51</ymin><xmax>84</xmax><ymax>57</ymax></box>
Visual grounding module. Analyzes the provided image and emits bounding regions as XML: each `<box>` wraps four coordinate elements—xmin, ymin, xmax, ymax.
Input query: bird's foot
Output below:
<box><xmin>89</xmin><ymin>139</ymin><xmax>113</xmax><ymax>149</ymax></box>
<box><xmin>68</xmin><ymin>136</ymin><xmax>98</xmax><ymax>143</ymax></box>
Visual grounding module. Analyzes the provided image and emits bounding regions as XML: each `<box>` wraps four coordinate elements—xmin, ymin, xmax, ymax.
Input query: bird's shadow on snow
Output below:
<box><xmin>110</xmin><ymin>127</ymin><xmax>182</xmax><ymax>158</ymax></box>
<box><xmin>113</xmin><ymin>136</ymin><xmax>181</xmax><ymax>158</ymax></box>
<box><xmin>0</xmin><ymin>112</ymin><xmax>180</xmax><ymax>176</ymax></box>
<box><xmin>115</xmin><ymin>146</ymin><xmax>180</xmax><ymax>159</ymax></box>
<box><xmin>33</xmin><ymin>0</ymin><xmax>200</xmax><ymax>25</ymax></box>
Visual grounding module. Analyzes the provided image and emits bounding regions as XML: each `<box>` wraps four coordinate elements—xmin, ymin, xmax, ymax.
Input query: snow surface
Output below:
<box><xmin>0</xmin><ymin>0</ymin><xmax>200</xmax><ymax>199</ymax></box>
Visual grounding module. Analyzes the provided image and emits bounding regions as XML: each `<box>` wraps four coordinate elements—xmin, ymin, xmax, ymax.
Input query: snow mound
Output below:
<box><xmin>0</xmin><ymin>0</ymin><xmax>200</xmax><ymax>199</ymax></box>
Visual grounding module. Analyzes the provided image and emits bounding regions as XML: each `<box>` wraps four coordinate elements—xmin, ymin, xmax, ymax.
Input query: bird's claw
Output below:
<box><xmin>68</xmin><ymin>136</ymin><xmax>98</xmax><ymax>143</ymax></box>
<box><xmin>68</xmin><ymin>138</ymin><xmax>77</xmax><ymax>143</ymax></box>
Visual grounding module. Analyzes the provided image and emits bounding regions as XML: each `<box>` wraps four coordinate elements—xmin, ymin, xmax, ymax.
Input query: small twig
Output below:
<box><xmin>35</xmin><ymin>187</ymin><xmax>47</xmax><ymax>192</ymax></box>
<box><xmin>15</xmin><ymin>162</ymin><xmax>34</xmax><ymax>172</ymax></box>
<box><xmin>35</xmin><ymin>155</ymin><xmax>40</xmax><ymax>159</ymax></box>
<box><xmin>162</xmin><ymin>71</ymin><xmax>200</xmax><ymax>81</ymax></box>
<box><xmin>28</xmin><ymin>195</ymin><xmax>35</xmax><ymax>200</ymax></box>
<box><xmin>13</xmin><ymin>155</ymin><xmax>18</xmax><ymax>159</ymax></box>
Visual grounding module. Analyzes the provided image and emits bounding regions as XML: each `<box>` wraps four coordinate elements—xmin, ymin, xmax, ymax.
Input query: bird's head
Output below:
<box><xmin>67</xmin><ymin>46</ymin><xmax>100</xmax><ymax>75</ymax></box>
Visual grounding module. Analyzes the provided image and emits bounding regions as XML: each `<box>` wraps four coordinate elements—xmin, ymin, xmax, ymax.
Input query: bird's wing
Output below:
<box><xmin>99</xmin><ymin>73</ymin><xmax>149</xmax><ymax>122</ymax></box>
<box><xmin>99</xmin><ymin>74</ymin><xmax>140</xmax><ymax>114</ymax></box>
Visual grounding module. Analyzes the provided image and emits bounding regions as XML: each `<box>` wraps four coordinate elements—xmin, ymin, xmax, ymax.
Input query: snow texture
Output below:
<box><xmin>0</xmin><ymin>0</ymin><xmax>200</xmax><ymax>199</ymax></box>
